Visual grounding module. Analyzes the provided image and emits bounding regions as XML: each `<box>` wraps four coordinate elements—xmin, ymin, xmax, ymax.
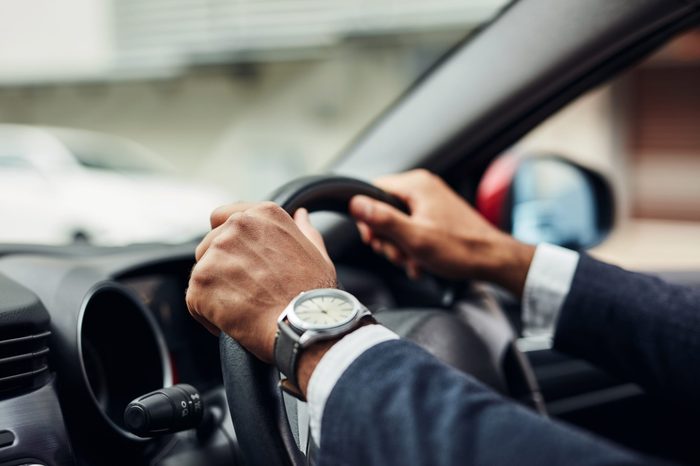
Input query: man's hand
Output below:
<box><xmin>186</xmin><ymin>202</ymin><xmax>336</xmax><ymax>363</ymax></box>
<box><xmin>349</xmin><ymin>169</ymin><xmax>535</xmax><ymax>297</ymax></box>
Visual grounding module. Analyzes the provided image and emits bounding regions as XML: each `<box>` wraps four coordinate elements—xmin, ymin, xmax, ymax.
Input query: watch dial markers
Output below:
<box><xmin>294</xmin><ymin>295</ymin><xmax>355</xmax><ymax>327</ymax></box>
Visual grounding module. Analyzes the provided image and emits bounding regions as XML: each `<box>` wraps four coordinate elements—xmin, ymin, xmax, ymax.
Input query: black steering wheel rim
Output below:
<box><xmin>220</xmin><ymin>176</ymin><xmax>406</xmax><ymax>466</ymax></box>
<box><xmin>268</xmin><ymin>175</ymin><xmax>410</xmax><ymax>217</ymax></box>
<box><xmin>219</xmin><ymin>175</ymin><xmax>542</xmax><ymax>466</ymax></box>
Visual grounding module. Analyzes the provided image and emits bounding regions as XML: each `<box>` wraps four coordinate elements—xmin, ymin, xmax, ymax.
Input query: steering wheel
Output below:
<box><xmin>220</xmin><ymin>175</ymin><xmax>545</xmax><ymax>466</ymax></box>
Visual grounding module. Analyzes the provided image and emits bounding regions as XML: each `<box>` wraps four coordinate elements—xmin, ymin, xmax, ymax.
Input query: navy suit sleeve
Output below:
<box><xmin>319</xmin><ymin>340</ymin><xmax>665</xmax><ymax>466</ymax></box>
<box><xmin>554</xmin><ymin>254</ymin><xmax>700</xmax><ymax>407</ymax></box>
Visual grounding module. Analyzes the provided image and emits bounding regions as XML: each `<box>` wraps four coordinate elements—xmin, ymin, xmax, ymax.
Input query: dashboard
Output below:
<box><xmin>0</xmin><ymin>236</ymin><xmax>412</xmax><ymax>466</ymax></box>
<box><xmin>121</xmin><ymin>273</ymin><xmax>222</xmax><ymax>393</ymax></box>
<box><xmin>0</xmin><ymin>243</ymin><xmax>235</xmax><ymax>466</ymax></box>
<box><xmin>0</xmin><ymin>240</ymin><xmax>404</xmax><ymax>466</ymax></box>
<box><xmin>1</xmin><ymin>238</ymin><xmax>691</xmax><ymax>465</ymax></box>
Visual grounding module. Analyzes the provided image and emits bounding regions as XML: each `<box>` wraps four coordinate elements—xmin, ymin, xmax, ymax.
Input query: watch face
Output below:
<box><xmin>291</xmin><ymin>291</ymin><xmax>357</xmax><ymax>329</ymax></box>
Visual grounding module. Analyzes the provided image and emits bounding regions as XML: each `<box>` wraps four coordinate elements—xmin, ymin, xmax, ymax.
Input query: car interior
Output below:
<box><xmin>2</xmin><ymin>0</ymin><xmax>700</xmax><ymax>465</ymax></box>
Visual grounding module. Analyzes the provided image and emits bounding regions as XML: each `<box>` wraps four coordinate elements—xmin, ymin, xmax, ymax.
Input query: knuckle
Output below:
<box><xmin>185</xmin><ymin>287</ymin><xmax>197</xmax><ymax>313</ymax></box>
<box><xmin>190</xmin><ymin>262</ymin><xmax>215</xmax><ymax>287</ymax></box>
<box><xmin>210</xmin><ymin>233</ymin><xmax>231</xmax><ymax>251</ymax></box>
<box><xmin>185</xmin><ymin>275</ymin><xmax>203</xmax><ymax>308</ymax></box>
<box><xmin>257</xmin><ymin>201</ymin><xmax>285</xmax><ymax>218</ymax></box>
<box><xmin>407</xmin><ymin>232</ymin><xmax>431</xmax><ymax>256</ymax></box>
<box><xmin>224</xmin><ymin>211</ymin><xmax>263</xmax><ymax>239</ymax></box>
<box><xmin>194</xmin><ymin>243</ymin><xmax>205</xmax><ymax>260</ymax></box>
<box><xmin>219</xmin><ymin>213</ymin><xmax>250</xmax><ymax>238</ymax></box>
<box><xmin>225</xmin><ymin>211</ymin><xmax>246</xmax><ymax>228</ymax></box>
<box><xmin>413</xmin><ymin>168</ymin><xmax>436</xmax><ymax>183</ymax></box>
<box><xmin>210</xmin><ymin>205</ymin><xmax>229</xmax><ymax>227</ymax></box>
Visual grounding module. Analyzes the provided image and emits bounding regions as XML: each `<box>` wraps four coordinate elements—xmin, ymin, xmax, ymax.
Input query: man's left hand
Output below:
<box><xmin>186</xmin><ymin>202</ymin><xmax>336</xmax><ymax>363</ymax></box>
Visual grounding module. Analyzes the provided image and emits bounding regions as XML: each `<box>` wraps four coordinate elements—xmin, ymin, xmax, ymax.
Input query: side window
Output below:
<box><xmin>515</xmin><ymin>27</ymin><xmax>700</xmax><ymax>270</ymax></box>
<box><xmin>627</xmin><ymin>45</ymin><xmax>700</xmax><ymax>221</ymax></box>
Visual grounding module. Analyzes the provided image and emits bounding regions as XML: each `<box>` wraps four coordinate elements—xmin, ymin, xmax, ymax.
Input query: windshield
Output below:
<box><xmin>0</xmin><ymin>0</ymin><xmax>510</xmax><ymax>246</ymax></box>
<box><xmin>50</xmin><ymin>129</ymin><xmax>175</xmax><ymax>174</ymax></box>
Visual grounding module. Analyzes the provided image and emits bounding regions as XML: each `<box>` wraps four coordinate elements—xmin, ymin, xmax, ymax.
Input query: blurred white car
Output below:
<box><xmin>0</xmin><ymin>124</ymin><xmax>231</xmax><ymax>245</ymax></box>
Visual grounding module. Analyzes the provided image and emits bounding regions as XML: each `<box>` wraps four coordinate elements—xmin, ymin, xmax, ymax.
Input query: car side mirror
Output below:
<box><xmin>476</xmin><ymin>154</ymin><xmax>614</xmax><ymax>250</ymax></box>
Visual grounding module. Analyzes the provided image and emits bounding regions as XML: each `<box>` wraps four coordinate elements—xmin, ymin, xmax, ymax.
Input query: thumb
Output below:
<box><xmin>349</xmin><ymin>195</ymin><xmax>412</xmax><ymax>243</ymax></box>
<box><xmin>294</xmin><ymin>208</ymin><xmax>332</xmax><ymax>264</ymax></box>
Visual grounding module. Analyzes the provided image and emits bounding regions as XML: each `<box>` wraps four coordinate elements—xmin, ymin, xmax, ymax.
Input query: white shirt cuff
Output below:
<box><xmin>522</xmin><ymin>243</ymin><xmax>580</xmax><ymax>339</ymax></box>
<box><xmin>307</xmin><ymin>324</ymin><xmax>399</xmax><ymax>445</ymax></box>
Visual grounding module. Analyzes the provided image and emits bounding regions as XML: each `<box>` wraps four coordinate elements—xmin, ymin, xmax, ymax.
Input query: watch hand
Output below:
<box><xmin>312</xmin><ymin>302</ymin><xmax>327</xmax><ymax>314</ymax></box>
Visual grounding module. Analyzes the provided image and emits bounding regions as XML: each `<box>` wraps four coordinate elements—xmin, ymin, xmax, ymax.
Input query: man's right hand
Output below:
<box><xmin>349</xmin><ymin>169</ymin><xmax>535</xmax><ymax>297</ymax></box>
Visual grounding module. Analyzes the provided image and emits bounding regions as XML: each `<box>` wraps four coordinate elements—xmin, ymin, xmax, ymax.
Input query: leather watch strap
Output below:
<box><xmin>274</xmin><ymin>321</ymin><xmax>302</xmax><ymax>389</ymax></box>
<box><xmin>273</xmin><ymin>303</ymin><xmax>376</xmax><ymax>400</ymax></box>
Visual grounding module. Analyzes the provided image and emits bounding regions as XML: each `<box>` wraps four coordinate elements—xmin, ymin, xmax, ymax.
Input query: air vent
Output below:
<box><xmin>0</xmin><ymin>329</ymin><xmax>51</xmax><ymax>396</ymax></box>
<box><xmin>0</xmin><ymin>273</ymin><xmax>52</xmax><ymax>398</ymax></box>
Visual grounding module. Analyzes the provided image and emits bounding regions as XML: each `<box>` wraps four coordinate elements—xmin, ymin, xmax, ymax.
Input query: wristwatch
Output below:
<box><xmin>273</xmin><ymin>288</ymin><xmax>372</xmax><ymax>399</ymax></box>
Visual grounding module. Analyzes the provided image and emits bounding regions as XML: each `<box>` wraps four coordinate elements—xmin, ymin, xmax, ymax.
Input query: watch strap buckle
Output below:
<box><xmin>278</xmin><ymin>377</ymin><xmax>306</xmax><ymax>401</ymax></box>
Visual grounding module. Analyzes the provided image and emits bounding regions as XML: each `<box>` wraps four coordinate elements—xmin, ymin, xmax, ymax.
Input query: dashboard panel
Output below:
<box><xmin>79</xmin><ymin>283</ymin><xmax>171</xmax><ymax>437</ymax></box>
<box><xmin>121</xmin><ymin>273</ymin><xmax>222</xmax><ymax>392</ymax></box>
<box><xmin>0</xmin><ymin>243</ymin><xmax>237</xmax><ymax>466</ymax></box>
<box><xmin>1</xmin><ymin>238</ymin><xmax>697</xmax><ymax>465</ymax></box>
<box><xmin>0</xmin><ymin>274</ymin><xmax>73</xmax><ymax>465</ymax></box>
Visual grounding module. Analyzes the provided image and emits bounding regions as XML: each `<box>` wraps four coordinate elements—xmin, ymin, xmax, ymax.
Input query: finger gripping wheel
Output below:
<box><xmin>268</xmin><ymin>175</ymin><xmax>409</xmax><ymax>216</ymax></box>
<box><xmin>220</xmin><ymin>176</ymin><xmax>403</xmax><ymax>466</ymax></box>
<box><xmin>218</xmin><ymin>175</ymin><xmax>543</xmax><ymax>466</ymax></box>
